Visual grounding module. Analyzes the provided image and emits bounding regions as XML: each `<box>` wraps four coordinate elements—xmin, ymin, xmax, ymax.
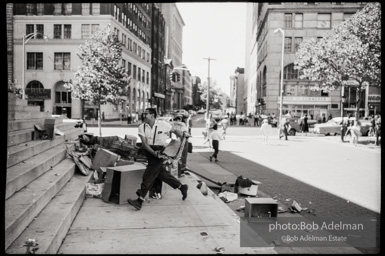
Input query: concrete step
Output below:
<box><xmin>7</xmin><ymin>122</ymin><xmax>78</xmax><ymax>147</ymax></box>
<box><xmin>8</xmin><ymin>111</ymin><xmax>52</xmax><ymax>121</ymax></box>
<box><xmin>8</xmin><ymin>118</ymin><xmax>64</xmax><ymax>132</ymax></box>
<box><xmin>7</xmin><ymin>128</ymin><xmax>84</xmax><ymax>168</ymax></box>
<box><xmin>5</xmin><ymin>158</ymin><xmax>76</xmax><ymax>250</ymax></box>
<box><xmin>8</xmin><ymin>95</ymin><xmax>28</xmax><ymax>106</ymax></box>
<box><xmin>6</xmin><ymin>144</ymin><xmax>74</xmax><ymax>200</ymax></box>
<box><xmin>8</xmin><ymin>105</ymin><xmax>41</xmax><ymax>113</ymax></box>
<box><xmin>6</xmin><ymin>173</ymin><xmax>91</xmax><ymax>254</ymax></box>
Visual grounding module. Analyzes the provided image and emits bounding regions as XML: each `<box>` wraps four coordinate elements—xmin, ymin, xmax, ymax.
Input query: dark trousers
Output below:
<box><xmin>281</xmin><ymin>125</ymin><xmax>288</xmax><ymax>140</ymax></box>
<box><xmin>138</xmin><ymin>147</ymin><xmax>181</xmax><ymax>199</ymax></box>
<box><xmin>376</xmin><ymin>128</ymin><xmax>381</xmax><ymax>146</ymax></box>
<box><xmin>212</xmin><ymin>140</ymin><xmax>219</xmax><ymax>159</ymax></box>
<box><xmin>341</xmin><ymin>126</ymin><xmax>347</xmax><ymax>141</ymax></box>
<box><xmin>178</xmin><ymin>140</ymin><xmax>189</xmax><ymax>177</ymax></box>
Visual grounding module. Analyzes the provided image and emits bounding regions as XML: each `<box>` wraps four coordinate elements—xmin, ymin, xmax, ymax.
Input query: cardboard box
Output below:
<box><xmin>102</xmin><ymin>163</ymin><xmax>147</xmax><ymax>204</ymax></box>
<box><xmin>91</xmin><ymin>148</ymin><xmax>120</xmax><ymax>171</ymax></box>
<box><xmin>238</xmin><ymin>185</ymin><xmax>259</xmax><ymax>196</ymax></box>
<box><xmin>245</xmin><ymin>198</ymin><xmax>278</xmax><ymax>221</ymax></box>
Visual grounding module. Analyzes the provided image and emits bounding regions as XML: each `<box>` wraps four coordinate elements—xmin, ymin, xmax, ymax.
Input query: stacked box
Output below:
<box><xmin>245</xmin><ymin>198</ymin><xmax>278</xmax><ymax>221</ymax></box>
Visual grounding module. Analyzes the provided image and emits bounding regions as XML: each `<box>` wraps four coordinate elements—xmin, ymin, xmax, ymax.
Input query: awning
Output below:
<box><xmin>154</xmin><ymin>92</ymin><xmax>165</xmax><ymax>99</ymax></box>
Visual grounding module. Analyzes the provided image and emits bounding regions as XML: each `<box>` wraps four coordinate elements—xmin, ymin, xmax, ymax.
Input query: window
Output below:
<box><xmin>36</xmin><ymin>25</ymin><xmax>44</xmax><ymax>39</ymax></box>
<box><xmin>26</xmin><ymin>24</ymin><xmax>34</xmax><ymax>36</ymax></box>
<box><xmin>26</xmin><ymin>3</ymin><xmax>36</xmax><ymax>15</ymax></box>
<box><xmin>317</xmin><ymin>13</ymin><xmax>331</xmax><ymax>28</ymax></box>
<box><xmin>92</xmin><ymin>3</ymin><xmax>100</xmax><ymax>15</ymax></box>
<box><xmin>91</xmin><ymin>24</ymin><xmax>99</xmax><ymax>35</ymax></box>
<box><xmin>138</xmin><ymin>46</ymin><xmax>141</xmax><ymax>57</ymax></box>
<box><xmin>54</xmin><ymin>25</ymin><xmax>62</xmax><ymax>39</ymax></box>
<box><xmin>82</xmin><ymin>3</ymin><xmax>90</xmax><ymax>15</ymax></box>
<box><xmin>294</xmin><ymin>14</ymin><xmax>303</xmax><ymax>28</ymax></box>
<box><xmin>284</xmin><ymin>14</ymin><xmax>292</xmax><ymax>28</ymax></box>
<box><xmin>64</xmin><ymin>25</ymin><xmax>71</xmax><ymax>39</ymax></box>
<box><xmin>27</xmin><ymin>53</ymin><xmax>43</xmax><ymax>70</ymax></box>
<box><xmin>294</xmin><ymin>37</ymin><xmax>303</xmax><ymax>51</ymax></box>
<box><xmin>122</xmin><ymin>59</ymin><xmax>126</xmax><ymax>70</ymax></box>
<box><xmin>147</xmin><ymin>53</ymin><xmax>150</xmax><ymax>62</ymax></box>
<box><xmin>63</xmin><ymin>3</ymin><xmax>72</xmax><ymax>15</ymax></box>
<box><xmin>36</xmin><ymin>4</ymin><xmax>44</xmax><ymax>15</ymax></box>
<box><xmin>142</xmin><ymin>70</ymin><xmax>145</xmax><ymax>83</ymax></box>
<box><xmin>331</xmin><ymin>104</ymin><xmax>339</xmax><ymax>109</ymax></box>
<box><xmin>138</xmin><ymin>67</ymin><xmax>141</xmax><ymax>81</ymax></box>
<box><xmin>343</xmin><ymin>13</ymin><xmax>354</xmax><ymax>21</ymax></box>
<box><xmin>146</xmin><ymin>72</ymin><xmax>149</xmax><ymax>84</ymax></box>
<box><xmin>142</xmin><ymin>49</ymin><xmax>145</xmax><ymax>60</ymax></box>
<box><xmin>321</xmin><ymin>90</ymin><xmax>329</xmax><ymax>96</ymax></box>
<box><xmin>127</xmin><ymin>62</ymin><xmax>132</xmax><ymax>76</ymax></box>
<box><xmin>54</xmin><ymin>53</ymin><xmax>71</xmax><ymax>70</ymax></box>
<box><xmin>133</xmin><ymin>65</ymin><xmax>137</xmax><ymax>79</ymax></box>
<box><xmin>284</xmin><ymin>64</ymin><xmax>299</xmax><ymax>80</ymax></box>
<box><xmin>54</xmin><ymin>3</ymin><xmax>62</xmax><ymax>15</ymax></box>
<box><xmin>82</xmin><ymin>24</ymin><xmax>90</xmax><ymax>39</ymax></box>
<box><xmin>284</xmin><ymin>37</ymin><xmax>292</xmax><ymax>52</ymax></box>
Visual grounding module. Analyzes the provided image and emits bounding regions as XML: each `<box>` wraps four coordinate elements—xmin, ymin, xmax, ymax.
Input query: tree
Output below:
<box><xmin>198</xmin><ymin>80</ymin><xmax>224</xmax><ymax>110</ymax></box>
<box><xmin>65</xmin><ymin>25</ymin><xmax>130</xmax><ymax>136</ymax></box>
<box><xmin>294</xmin><ymin>2</ymin><xmax>381</xmax><ymax>120</ymax></box>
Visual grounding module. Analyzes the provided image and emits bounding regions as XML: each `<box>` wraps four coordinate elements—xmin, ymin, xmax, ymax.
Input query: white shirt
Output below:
<box><xmin>219</xmin><ymin>119</ymin><xmax>228</xmax><ymax>129</ymax></box>
<box><xmin>261</xmin><ymin>123</ymin><xmax>271</xmax><ymax>134</ymax></box>
<box><xmin>138</xmin><ymin>120</ymin><xmax>172</xmax><ymax>146</ymax></box>
<box><xmin>210</xmin><ymin>130</ymin><xmax>222</xmax><ymax>141</ymax></box>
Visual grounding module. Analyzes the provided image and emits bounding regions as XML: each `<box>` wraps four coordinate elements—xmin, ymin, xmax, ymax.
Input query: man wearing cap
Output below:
<box><xmin>127</xmin><ymin>108</ymin><xmax>189</xmax><ymax>210</ymax></box>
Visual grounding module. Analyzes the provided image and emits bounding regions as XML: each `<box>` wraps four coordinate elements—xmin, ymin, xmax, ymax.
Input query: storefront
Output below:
<box><xmin>281</xmin><ymin>96</ymin><xmax>333</xmax><ymax>121</ymax></box>
<box><xmin>25</xmin><ymin>81</ymin><xmax>50</xmax><ymax>112</ymax></box>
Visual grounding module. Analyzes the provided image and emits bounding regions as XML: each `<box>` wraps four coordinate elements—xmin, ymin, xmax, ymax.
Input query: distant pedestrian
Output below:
<box><xmin>375</xmin><ymin>115</ymin><xmax>381</xmax><ymax>146</ymax></box>
<box><xmin>322</xmin><ymin>114</ymin><xmax>326</xmax><ymax>123</ymax></box>
<box><xmin>328</xmin><ymin>114</ymin><xmax>332</xmax><ymax>121</ymax></box>
<box><xmin>340</xmin><ymin>117</ymin><xmax>349</xmax><ymax>142</ymax></box>
<box><xmin>219</xmin><ymin>116</ymin><xmax>229</xmax><ymax>139</ymax></box>
<box><xmin>301</xmin><ymin>114</ymin><xmax>309</xmax><ymax>135</ymax></box>
<box><xmin>102</xmin><ymin>112</ymin><xmax>105</xmax><ymax>121</ymax></box>
<box><xmin>209</xmin><ymin>124</ymin><xmax>221</xmax><ymax>162</ymax></box>
<box><xmin>348</xmin><ymin>120</ymin><xmax>361</xmax><ymax>146</ymax></box>
<box><xmin>186</xmin><ymin>114</ymin><xmax>193</xmax><ymax>134</ymax></box>
<box><xmin>260</xmin><ymin>119</ymin><xmax>271</xmax><ymax>144</ymax></box>
<box><xmin>279</xmin><ymin>116</ymin><xmax>289</xmax><ymax>140</ymax></box>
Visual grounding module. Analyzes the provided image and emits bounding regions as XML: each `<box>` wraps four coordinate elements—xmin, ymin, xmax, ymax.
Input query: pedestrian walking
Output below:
<box><xmin>340</xmin><ymin>117</ymin><xmax>349</xmax><ymax>142</ymax></box>
<box><xmin>328</xmin><ymin>114</ymin><xmax>332</xmax><ymax>121</ymax></box>
<box><xmin>209</xmin><ymin>124</ymin><xmax>221</xmax><ymax>162</ymax></box>
<box><xmin>127</xmin><ymin>108</ymin><xmax>189</xmax><ymax>211</ymax></box>
<box><xmin>348</xmin><ymin>120</ymin><xmax>361</xmax><ymax>146</ymax></box>
<box><xmin>219</xmin><ymin>116</ymin><xmax>229</xmax><ymax>139</ymax></box>
<box><xmin>375</xmin><ymin>115</ymin><xmax>381</xmax><ymax>146</ymax></box>
<box><xmin>173</xmin><ymin>115</ymin><xmax>190</xmax><ymax>177</ymax></box>
<box><xmin>279</xmin><ymin>116</ymin><xmax>289</xmax><ymax>140</ymax></box>
<box><xmin>301</xmin><ymin>114</ymin><xmax>309</xmax><ymax>135</ymax></box>
<box><xmin>260</xmin><ymin>119</ymin><xmax>271</xmax><ymax>144</ymax></box>
<box><xmin>186</xmin><ymin>114</ymin><xmax>193</xmax><ymax>134</ymax></box>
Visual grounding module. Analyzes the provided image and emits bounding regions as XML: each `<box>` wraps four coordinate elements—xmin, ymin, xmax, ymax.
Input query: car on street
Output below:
<box><xmin>286</xmin><ymin>118</ymin><xmax>301</xmax><ymax>136</ymax></box>
<box><xmin>197</xmin><ymin>109</ymin><xmax>206</xmax><ymax>114</ymax></box>
<box><xmin>157</xmin><ymin>116</ymin><xmax>174</xmax><ymax>123</ymax></box>
<box><xmin>174</xmin><ymin>109</ymin><xmax>189</xmax><ymax>117</ymax></box>
<box><xmin>52</xmin><ymin>114</ymin><xmax>84</xmax><ymax>128</ymax></box>
<box><xmin>313</xmin><ymin>117</ymin><xmax>371</xmax><ymax>136</ymax></box>
<box><xmin>188</xmin><ymin>110</ymin><xmax>196</xmax><ymax>116</ymax></box>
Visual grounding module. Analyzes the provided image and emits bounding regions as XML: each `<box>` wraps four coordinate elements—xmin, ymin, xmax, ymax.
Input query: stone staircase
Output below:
<box><xmin>6</xmin><ymin>93</ymin><xmax>91</xmax><ymax>254</ymax></box>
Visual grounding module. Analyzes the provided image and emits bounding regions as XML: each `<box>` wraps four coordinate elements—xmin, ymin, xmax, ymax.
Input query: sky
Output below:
<box><xmin>176</xmin><ymin>2</ymin><xmax>247</xmax><ymax>96</ymax></box>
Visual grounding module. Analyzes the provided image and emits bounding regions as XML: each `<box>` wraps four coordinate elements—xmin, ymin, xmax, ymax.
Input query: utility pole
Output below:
<box><xmin>204</xmin><ymin>57</ymin><xmax>216</xmax><ymax>118</ymax></box>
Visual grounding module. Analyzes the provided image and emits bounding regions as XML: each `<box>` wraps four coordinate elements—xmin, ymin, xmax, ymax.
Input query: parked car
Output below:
<box><xmin>313</xmin><ymin>117</ymin><xmax>371</xmax><ymax>136</ymax></box>
<box><xmin>174</xmin><ymin>109</ymin><xmax>189</xmax><ymax>117</ymax></box>
<box><xmin>188</xmin><ymin>110</ymin><xmax>196</xmax><ymax>116</ymax></box>
<box><xmin>52</xmin><ymin>114</ymin><xmax>83</xmax><ymax>128</ymax></box>
<box><xmin>286</xmin><ymin>118</ymin><xmax>301</xmax><ymax>136</ymax></box>
<box><xmin>157</xmin><ymin>116</ymin><xmax>174</xmax><ymax>123</ymax></box>
<box><xmin>197</xmin><ymin>109</ymin><xmax>206</xmax><ymax>114</ymax></box>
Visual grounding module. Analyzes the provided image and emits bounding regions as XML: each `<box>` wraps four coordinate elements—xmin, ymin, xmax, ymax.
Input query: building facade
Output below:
<box><xmin>11</xmin><ymin>3</ymin><xmax>152</xmax><ymax>120</ymax></box>
<box><xmin>191</xmin><ymin>76</ymin><xmax>202</xmax><ymax>107</ymax></box>
<box><xmin>150</xmin><ymin>3</ymin><xmax>166</xmax><ymax>115</ymax></box>
<box><xmin>246</xmin><ymin>2</ymin><xmax>379</xmax><ymax>121</ymax></box>
<box><xmin>229</xmin><ymin>67</ymin><xmax>245</xmax><ymax>115</ymax></box>
<box><xmin>160</xmin><ymin>3</ymin><xmax>185</xmax><ymax>111</ymax></box>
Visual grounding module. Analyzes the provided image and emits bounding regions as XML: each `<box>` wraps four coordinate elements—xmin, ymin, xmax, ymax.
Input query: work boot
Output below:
<box><xmin>179</xmin><ymin>184</ymin><xmax>188</xmax><ymax>200</ymax></box>
<box><xmin>127</xmin><ymin>198</ymin><xmax>143</xmax><ymax>210</ymax></box>
<box><xmin>209</xmin><ymin>156</ymin><xmax>213</xmax><ymax>162</ymax></box>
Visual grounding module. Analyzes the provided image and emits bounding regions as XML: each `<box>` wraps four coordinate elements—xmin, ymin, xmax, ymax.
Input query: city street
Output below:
<box><xmin>87</xmin><ymin>123</ymin><xmax>381</xmax><ymax>214</ymax></box>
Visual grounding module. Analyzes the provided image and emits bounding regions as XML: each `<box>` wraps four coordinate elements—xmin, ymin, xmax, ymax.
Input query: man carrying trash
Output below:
<box><xmin>127</xmin><ymin>108</ymin><xmax>189</xmax><ymax>210</ymax></box>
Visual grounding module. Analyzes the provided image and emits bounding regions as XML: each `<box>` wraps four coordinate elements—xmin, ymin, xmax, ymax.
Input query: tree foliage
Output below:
<box><xmin>65</xmin><ymin>25</ymin><xmax>130</xmax><ymax>106</ymax></box>
<box><xmin>198</xmin><ymin>80</ymin><xmax>225</xmax><ymax>110</ymax></box>
<box><xmin>294</xmin><ymin>2</ymin><xmax>381</xmax><ymax>119</ymax></box>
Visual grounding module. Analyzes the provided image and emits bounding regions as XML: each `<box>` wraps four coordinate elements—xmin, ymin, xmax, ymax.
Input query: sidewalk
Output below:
<box><xmin>58</xmin><ymin>170</ymin><xmax>275</xmax><ymax>254</ymax></box>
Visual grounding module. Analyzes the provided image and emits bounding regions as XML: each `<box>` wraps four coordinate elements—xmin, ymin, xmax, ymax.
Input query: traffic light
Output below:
<box><xmin>261</xmin><ymin>98</ymin><xmax>266</xmax><ymax>105</ymax></box>
<box><xmin>176</xmin><ymin>73</ymin><xmax>181</xmax><ymax>82</ymax></box>
<box><xmin>170</xmin><ymin>72</ymin><xmax>176</xmax><ymax>82</ymax></box>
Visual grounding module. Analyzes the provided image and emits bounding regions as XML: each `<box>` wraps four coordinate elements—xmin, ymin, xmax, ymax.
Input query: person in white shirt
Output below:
<box><xmin>127</xmin><ymin>108</ymin><xmax>189</xmax><ymax>211</ymax></box>
<box><xmin>260</xmin><ymin>119</ymin><xmax>271</xmax><ymax>144</ymax></box>
<box><xmin>209</xmin><ymin>124</ymin><xmax>222</xmax><ymax>162</ymax></box>
<box><xmin>219</xmin><ymin>116</ymin><xmax>229</xmax><ymax>139</ymax></box>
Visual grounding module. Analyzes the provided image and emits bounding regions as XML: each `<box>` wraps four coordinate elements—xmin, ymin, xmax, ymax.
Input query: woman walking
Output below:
<box><xmin>301</xmin><ymin>114</ymin><xmax>309</xmax><ymax>135</ymax></box>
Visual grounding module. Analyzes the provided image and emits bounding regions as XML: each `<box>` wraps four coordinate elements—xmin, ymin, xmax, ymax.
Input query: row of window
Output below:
<box><xmin>284</xmin><ymin>12</ymin><xmax>356</xmax><ymax>30</ymax></box>
<box><xmin>26</xmin><ymin>3</ymin><xmax>100</xmax><ymax>16</ymax></box>
<box><xmin>114</xmin><ymin>27</ymin><xmax>150</xmax><ymax>63</ymax></box>
<box><xmin>27</xmin><ymin>52</ymin><xmax>70</xmax><ymax>70</ymax></box>
<box><xmin>26</xmin><ymin>23</ymin><xmax>99</xmax><ymax>40</ymax></box>
<box><xmin>122</xmin><ymin>60</ymin><xmax>150</xmax><ymax>85</ymax></box>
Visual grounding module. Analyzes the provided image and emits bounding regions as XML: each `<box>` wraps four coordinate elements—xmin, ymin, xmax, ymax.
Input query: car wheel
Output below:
<box><xmin>289</xmin><ymin>129</ymin><xmax>296</xmax><ymax>136</ymax></box>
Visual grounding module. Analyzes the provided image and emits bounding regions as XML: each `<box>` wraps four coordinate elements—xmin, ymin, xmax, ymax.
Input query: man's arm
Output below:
<box><xmin>170</xmin><ymin>126</ymin><xmax>190</xmax><ymax>139</ymax></box>
<box><xmin>138</xmin><ymin>134</ymin><xmax>159</xmax><ymax>158</ymax></box>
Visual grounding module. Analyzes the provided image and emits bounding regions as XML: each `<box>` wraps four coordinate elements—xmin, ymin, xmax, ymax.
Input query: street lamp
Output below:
<box><xmin>22</xmin><ymin>32</ymin><xmax>49</xmax><ymax>100</ymax></box>
<box><xmin>274</xmin><ymin>28</ymin><xmax>284</xmax><ymax>138</ymax></box>
<box><xmin>204</xmin><ymin>57</ymin><xmax>216</xmax><ymax>119</ymax></box>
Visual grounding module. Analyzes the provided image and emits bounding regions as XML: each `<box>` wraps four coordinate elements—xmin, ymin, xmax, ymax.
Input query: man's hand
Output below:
<box><xmin>155</xmin><ymin>150</ymin><xmax>167</xmax><ymax>159</ymax></box>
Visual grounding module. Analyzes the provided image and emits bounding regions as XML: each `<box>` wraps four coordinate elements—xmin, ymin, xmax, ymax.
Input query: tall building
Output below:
<box><xmin>229</xmin><ymin>67</ymin><xmax>245</xmax><ymax>115</ymax></box>
<box><xmin>245</xmin><ymin>2</ymin><xmax>379</xmax><ymax>120</ymax></box>
<box><xmin>150</xmin><ymin>3</ymin><xmax>166</xmax><ymax>115</ymax></box>
<box><xmin>182</xmin><ymin>68</ymin><xmax>192</xmax><ymax>107</ymax></box>
<box><xmin>11</xmin><ymin>3</ymin><xmax>152</xmax><ymax>120</ymax></box>
<box><xmin>191</xmin><ymin>76</ymin><xmax>202</xmax><ymax>107</ymax></box>
<box><xmin>160</xmin><ymin>3</ymin><xmax>185</xmax><ymax>110</ymax></box>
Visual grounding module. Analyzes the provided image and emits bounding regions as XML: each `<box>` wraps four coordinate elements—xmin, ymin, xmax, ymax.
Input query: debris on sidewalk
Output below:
<box><xmin>86</xmin><ymin>183</ymin><xmax>104</xmax><ymax>198</ymax></box>
<box><xmin>23</xmin><ymin>238</ymin><xmax>39</xmax><ymax>254</ymax></box>
<box><xmin>291</xmin><ymin>200</ymin><xmax>302</xmax><ymax>212</ymax></box>
<box><xmin>218</xmin><ymin>191</ymin><xmax>238</xmax><ymax>202</ymax></box>
<box><xmin>214</xmin><ymin>246</ymin><xmax>225</xmax><ymax>253</ymax></box>
<box><xmin>196</xmin><ymin>181</ymin><xmax>208</xmax><ymax>196</ymax></box>
<box><xmin>234</xmin><ymin>176</ymin><xmax>261</xmax><ymax>196</ymax></box>
<box><xmin>277</xmin><ymin>206</ymin><xmax>288</xmax><ymax>213</ymax></box>
<box><xmin>236</xmin><ymin>205</ymin><xmax>245</xmax><ymax>211</ymax></box>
